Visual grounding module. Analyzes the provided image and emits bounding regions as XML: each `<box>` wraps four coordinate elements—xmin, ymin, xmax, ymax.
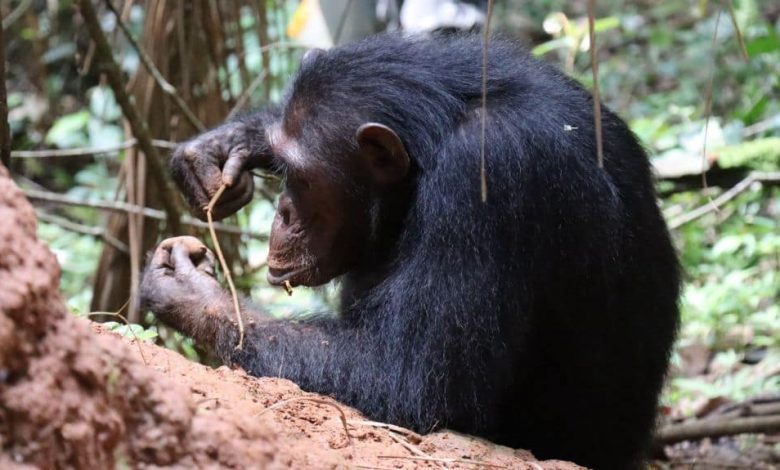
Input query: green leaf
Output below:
<box><xmin>745</xmin><ymin>33</ymin><xmax>780</xmax><ymax>57</ymax></box>
<box><xmin>594</xmin><ymin>16</ymin><xmax>620</xmax><ymax>33</ymax></box>
<box><xmin>44</xmin><ymin>110</ymin><xmax>90</xmax><ymax>148</ymax></box>
<box><xmin>532</xmin><ymin>37</ymin><xmax>572</xmax><ymax>56</ymax></box>
<box><xmin>89</xmin><ymin>87</ymin><xmax>123</xmax><ymax>121</ymax></box>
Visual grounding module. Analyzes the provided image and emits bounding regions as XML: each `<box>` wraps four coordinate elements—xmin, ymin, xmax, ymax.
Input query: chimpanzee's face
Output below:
<box><xmin>264</xmin><ymin>122</ymin><xmax>410</xmax><ymax>287</ymax></box>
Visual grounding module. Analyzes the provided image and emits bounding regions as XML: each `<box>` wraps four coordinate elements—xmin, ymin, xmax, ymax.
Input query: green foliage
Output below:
<box><xmin>44</xmin><ymin>110</ymin><xmax>90</xmax><ymax>149</ymax></box>
<box><xmin>715</xmin><ymin>137</ymin><xmax>780</xmax><ymax>170</ymax></box>
<box><xmin>103</xmin><ymin>321</ymin><xmax>159</xmax><ymax>342</ymax></box>
<box><xmin>522</xmin><ymin>0</ymin><xmax>780</xmax><ymax>412</ymax></box>
<box><xmin>37</xmin><ymin>221</ymin><xmax>102</xmax><ymax>314</ymax></box>
<box><xmin>664</xmin><ymin>182</ymin><xmax>779</xmax><ymax>408</ymax></box>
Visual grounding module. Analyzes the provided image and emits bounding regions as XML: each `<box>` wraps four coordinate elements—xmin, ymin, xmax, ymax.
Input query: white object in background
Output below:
<box><xmin>400</xmin><ymin>0</ymin><xmax>485</xmax><ymax>33</ymax></box>
<box><xmin>287</xmin><ymin>0</ymin><xmax>334</xmax><ymax>48</ymax></box>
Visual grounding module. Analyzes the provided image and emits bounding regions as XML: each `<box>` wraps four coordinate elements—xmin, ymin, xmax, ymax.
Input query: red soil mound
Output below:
<box><xmin>0</xmin><ymin>165</ymin><xmax>583</xmax><ymax>469</ymax></box>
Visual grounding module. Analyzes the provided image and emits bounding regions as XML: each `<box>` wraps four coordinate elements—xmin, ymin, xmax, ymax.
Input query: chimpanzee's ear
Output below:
<box><xmin>355</xmin><ymin>123</ymin><xmax>410</xmax><ymax>187</ymax></box>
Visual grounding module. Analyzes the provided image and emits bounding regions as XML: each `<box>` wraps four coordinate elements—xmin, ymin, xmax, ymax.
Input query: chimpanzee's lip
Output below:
<box><xmin>267</xmin><ymin>264</ymin><xmax>312</xmax><ymax>286</ymax></box>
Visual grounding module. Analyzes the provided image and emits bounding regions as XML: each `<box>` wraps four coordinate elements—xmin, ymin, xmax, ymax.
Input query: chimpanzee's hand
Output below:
<box><xmin>140</xmin><ymin>236</ymin><xmax>231</xmax><ymax>342</ymax></box>
<box><xmin>170</xmin><ymin>122</ymin><xmax>269</xmax><ymax>221</ymax></box>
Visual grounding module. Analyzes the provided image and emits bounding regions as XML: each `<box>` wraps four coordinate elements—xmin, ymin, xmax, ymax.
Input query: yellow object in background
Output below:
<box><xmin>287</xmin><ymin>0</ymin><xmax>334</xmax><ymax>48</ymax></box>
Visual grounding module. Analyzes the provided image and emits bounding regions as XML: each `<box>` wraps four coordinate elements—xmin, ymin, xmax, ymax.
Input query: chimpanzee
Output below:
<box><xmin>140</xmin><ymin>34</ymin><xmax>680</xmax><ymax>469</ymax></box>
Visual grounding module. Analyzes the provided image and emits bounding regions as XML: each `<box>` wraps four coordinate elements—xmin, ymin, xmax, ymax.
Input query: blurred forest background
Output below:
<box><xmin>2</xmin><ymin>0</ymin><xmax>779</xmax><ymax>466</ymax></box>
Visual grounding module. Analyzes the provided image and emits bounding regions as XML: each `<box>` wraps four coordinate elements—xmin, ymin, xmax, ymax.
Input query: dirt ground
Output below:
<box><xmin>0</xmin><ymin>165</ymin><xmax>583</xmax><ymax>469</ymax></box>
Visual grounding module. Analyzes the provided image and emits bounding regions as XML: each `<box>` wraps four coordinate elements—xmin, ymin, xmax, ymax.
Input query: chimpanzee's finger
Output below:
<box><xmin>213</xmin><ymin>172</ymin><xmax>253</xmax><ymax>210</ymax></box>
<box><xmin>211</xmin><ymin>173</ymin><xmax>255</xmax><ymax>221</ymax></box>
<box><xmin>170</xmin><ymin>140</ymin><xmax>223</xmax><ymax>212</ymax></box>
<box><xmin>159</xmin><ymin>236</ymin><xmax>206</xmax><ymax>253</ymax></box>
<box><xmin>222</xmin><ymin>145</ymin><xmax>251</xmax><ymax>187</ymax></box>
<box><xmin>171</xmin><ymin>242</ymin><xmax>198</xmax><ymax>274</ymax></box>
<box><xmin>150</xmin><ymin>243</ymin><xmax>173</xmax><ymax>270</ymax></box>
<box><xmin>196</xmin><ymin>248</ymin><xmax>217</xmax><ymax>277</ymax></box>
<box><xmin>189</xmin><ymin>153</ymin><xmax>224</xmax><ymax>208</ymax></box>
<box><xmin>217</xmin><ymin>171</ymin><xmax>252</xmax><ymax>203</ymax></box>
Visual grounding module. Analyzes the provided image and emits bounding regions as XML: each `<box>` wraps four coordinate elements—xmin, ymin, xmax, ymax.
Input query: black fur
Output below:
<box><xmin>215</xmin><ymin>34</ymin><xmax>680</xmax><ymax>469</ymax></box>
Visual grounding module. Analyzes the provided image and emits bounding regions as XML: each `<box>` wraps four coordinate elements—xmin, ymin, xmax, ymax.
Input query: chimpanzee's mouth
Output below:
<box><xmin>267</xmin><ymin>264</ymin><xmax>313</xmax><ymax>287</ymax></box>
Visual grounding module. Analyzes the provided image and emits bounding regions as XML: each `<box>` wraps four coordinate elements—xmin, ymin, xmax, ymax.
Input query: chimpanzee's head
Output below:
<box><xmin>263</xmin><ymin>112</ymin><xmax>411</xmax><ymax>288</ymax></box>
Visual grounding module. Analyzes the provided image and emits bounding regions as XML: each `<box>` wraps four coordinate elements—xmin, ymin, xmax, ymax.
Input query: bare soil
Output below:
<box><xmin>0</xmin><ymin>165</ymin><xmax>583</xmax><ymax>469</ymax></box>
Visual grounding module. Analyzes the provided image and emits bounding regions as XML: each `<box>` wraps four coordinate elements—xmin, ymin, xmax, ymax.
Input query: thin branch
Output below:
<box><xmin>2</xmin><ymin>0</ymin><xmax>34</xmax><ymax>30</ymax></box>
<box><xmin>10</xmin><ymin>138</ymin><xmax>176</xmax><ymax>158</ymax></box>
<box><xmin>36</xmin><ymin>210</ymin><xmax>129</xmax><ymax>253</ymax></box>
<box><xmin>103</xmin><ymin>0</ymin><xmax>205</xmax><ymax>132</ymax></box>
<box><xmin>333</xmin><ymin>0</ymin><xmax>355</xmax><ymax>45</ymax></box>
<box><xmin>744</xmin><ymin>116</ymin><xmax>780</xmax><ymax>137</ymax></box>
<box><xmin>79</xmin><ymin>0</ymin><xmax>182</xmax><ymax>233</ymax></box>
<box><xmin>23</xmin><ymin>188</ymin><xmax>268</xmax><ymax>240</ymax></box>
<box><xmin>205</xmin><ymin>186</ymin><xmax>244</xmax><ymax>350</ymax></box>
<box><xmin>668</xmin><ymin>171</ymin><xmax>780</xmax><ymax>229</ymax></box>
<box><xmin>347</xmin><ymin>420</ymin><xmax>422</xmax><ymax>443</ymax></box>
<box><xmin>0</xmin><ymin>11</ymin><xmax>10</xmax><ymax>168</ymax></box>
<box><xmin>257</xmin><ymin>41</ymin><xmax>318</xmax><ymax>54</ymax></box>
<box><xmin>385</xmin><ymin>432</ymin><xmax>449</xmax><ymax>470</ymax></box>
<box><xmin>377</xmin><ymin>455</ymin><xmax>507</xmax><ymax>469</ymax></box>
<box><xmin>726</xmin><ymin>0</ymin><xmax>749</xmax><ymax>61</ymax></box>
<box><xmin>225</xmin><ymin>70</ymin><xmax>268</xmax><ymax>121</ymax></box>
<box><xmin>587</xmin><ymin>0</ymin><xmax>604</xmax><ymax>168</ymax></box>
<box><xmin>479</xmin><ymin>0</ymin><xmax>494</xmax><ymax>203</ymax></box>
<box><xmin>655</xmin><ymin>415</ymin><xmax>780</xmax><ymax>446</ymax></box>
<box><xmin>701</xmin><ymin>10</ymin><xmax>722</xmax><ymax>192</ymax></box>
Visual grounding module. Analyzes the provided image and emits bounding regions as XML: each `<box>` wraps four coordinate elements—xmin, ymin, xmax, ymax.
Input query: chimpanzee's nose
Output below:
<box><xmin>276</xmin><ymin>194</ymin><xmax>297</xmax><ymax>227</ymax></box>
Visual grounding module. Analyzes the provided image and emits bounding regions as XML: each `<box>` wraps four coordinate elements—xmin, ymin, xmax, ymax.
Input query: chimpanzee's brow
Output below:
<box><xmin>269</xmin><ymin>154</ymin><xmax>289</xmax><ymax>177</ymax></box>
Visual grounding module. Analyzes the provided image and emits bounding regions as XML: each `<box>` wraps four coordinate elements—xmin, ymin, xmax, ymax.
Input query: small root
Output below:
<box><xmin>88</xmin><ymin>299</ymin><xmax>148</xmax><ymax>365</ymax></box>
<box><xmin>255</xmin><ymin>396</ymin><xmax>352</xmax><ymax>447</ymax></box>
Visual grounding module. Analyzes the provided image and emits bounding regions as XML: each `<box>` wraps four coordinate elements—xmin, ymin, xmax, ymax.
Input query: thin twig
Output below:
<box><xmin>385</xmin><ymin>432</ymin><xmax>449</xmax><ymax>470</ymax></box>
<box><xmin>668</xmin><ymin>171</ymin><xmax>780</xmax><ymax>229</ymax></box>
<box><xmin>587</xmin><ymin>0</ymin><xmax>605</xmax><ymax>168</ymax></box>
<box><xmin>104</xmin><ymin>0</ymin><xmax>205</xmax><ymax>132</ymax></box>
<box><xmin>0</xmin><ymin>11</ymin><xmax>10</xmax><ymax>168</ymax></box>
<box><xmin>87</xmin><ymin>299</ymin><xmax>149</xmax><ymax>365</ymax></box>
<box><xmin>2</xmin><ymin>0</ymin><xmax>34</xmax><ymax>30</ymax></box>
<box><xmin>333</xmin><ymin>0</ymin><xmax>355</xmax><ymax>45</ymax></box>
<box><xmin>726</xmin><ymin>0</ymin><xmax>749</xmax><ymax>61</ymax></box>
<box><xmin>347</xmin><ymin>419</ymin><xmax>422</xmax><ymax>443</ymax></box>
<box><xmin>655</xmin><ymin>415</ymin><xmax>780</xmax><ymax>445</ymax></box>
<box><xmin>206</xmin><ymin>186</ymin><xmax>244</xmax><ymax>350</ymax></box>
<box><xmin>226</xmin><ymin>70</ymin><xmax>269</xmax><ymax>121</ymax></box>
<box><xmin>78</xmin><ymin>0</ymin><xmax>182</xmax><ymax>233</ymax></box>
<box><xmin>377</xmin><ymin>455</ymin><xmax>507</xmax><ymax>468</ymax></box>
<box><xmin>36</xmin><ymin>210</ymin><xmax>129</xmax><ymax>253</ymax></box>
<box><xmin>255</xmin><ymin>396</ymin><xmax>352</xmax><ymax>446</ymax></box>
<box><xmin>23</xmin><ymin>188</ymin><xmax>268</xmax><ymax>240</ymax></box>
<box><xmin>701</xmin><ymin>10</ymin><xmax>722</xmax><ymax>193</ymax></box>
<box><xmin>11</xmin><ymin>138</ymin><xmax>176</xmax><ymax>158</ymax></box>
<box><xmin>744</xmin><ymin>117</ymin><xmax>780</xmax><ymax>137</ymax></box>
<box><xmin>479</xmin><ymin>0</ymin><xmax>494</xmax><ymax>203</ymax></box>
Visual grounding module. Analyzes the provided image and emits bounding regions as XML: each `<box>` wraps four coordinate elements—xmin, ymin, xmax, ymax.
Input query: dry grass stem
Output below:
<box><xmin>206</xmin><ymin>185</ymin><xmax>245</xmax><ymax>350</ymax></box>
<box><xmin>88</xmin><ymin>299</ymin><xmax>148</xmax><ymax>365</ymax></box>
<box><xmin>283</xmin><ymin>280</ymin><xmax>293</xmax><ymax>296</ymax></box>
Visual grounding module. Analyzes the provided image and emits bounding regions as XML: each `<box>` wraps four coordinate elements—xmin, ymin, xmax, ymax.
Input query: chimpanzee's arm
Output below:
<box><xmin>140</xmin><ymin>239</ymin><xmax>377</xmax><ymax>399</ymax></box>
<box><xmin>139</xmin><ymin>237</ymin><xmax>346</xmax><ymax>365</ymax></box>
<box><xmin>140</xmin><ymin>237</ymin><xmax>501</xmax><ymax>433</ymax></box>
